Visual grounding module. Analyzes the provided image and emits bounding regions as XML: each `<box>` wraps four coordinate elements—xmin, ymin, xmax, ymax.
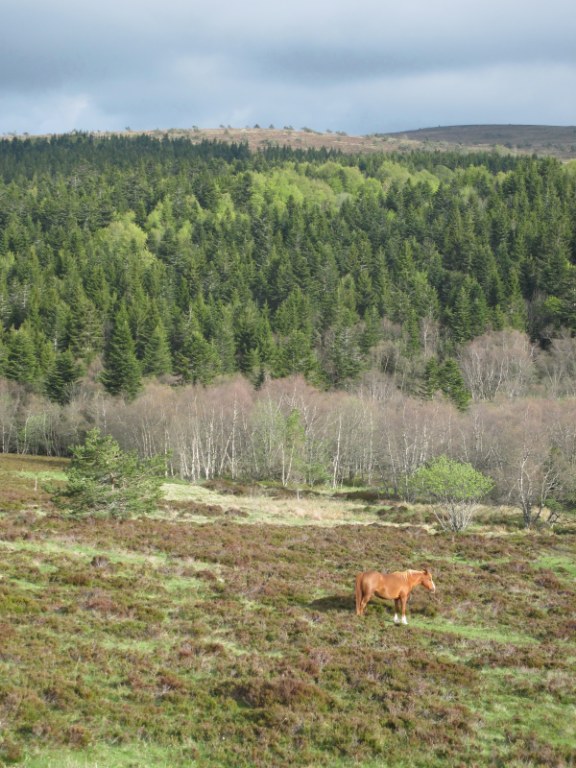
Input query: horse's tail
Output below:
<box><xmin>355</xmin><ymin>572</ymin><xmax>363</xmax><ymax>615</ymax></box>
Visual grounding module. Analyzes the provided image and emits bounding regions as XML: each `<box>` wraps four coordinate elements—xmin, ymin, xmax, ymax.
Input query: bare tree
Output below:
<box><xmin>458</xmin><ymin>330</ymin><xmax>535</xmax><ymax>401</ymax></box>
<box><xmin>0</xmin><ymin>379</ymin><xmax>21</xmax><ymax>453</ymax></box>
<box><xmin>380</xmin><ymin>395</ymin><xmax>457</xmax><ymax>498</ymax></box>
<box><xmin>486</xmin><ymin>400</ymin><xmax>571</xmax><ymax>527</ymax></box>
<box><xmin>534</xmin><ymin>334</ymin><xmax>576</xmax><ymax>397</ymax></box>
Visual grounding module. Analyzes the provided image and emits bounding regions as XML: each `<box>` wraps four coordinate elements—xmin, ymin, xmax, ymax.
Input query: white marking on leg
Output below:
<box><xmin>401</xmin><ymin>616</ymin><xmax>408</xmax><ymax>625</ymax></box>
<box><xmin>394</xmin><ymin>614</ymin><xmax>400</xmax><ymax>624</ymax></box>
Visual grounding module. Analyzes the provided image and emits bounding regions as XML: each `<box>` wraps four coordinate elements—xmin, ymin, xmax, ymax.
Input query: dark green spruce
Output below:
<box><xmin>0</xmin><ymin>134</ymin><xmax>575</xmax><ymax>397</ymax></box>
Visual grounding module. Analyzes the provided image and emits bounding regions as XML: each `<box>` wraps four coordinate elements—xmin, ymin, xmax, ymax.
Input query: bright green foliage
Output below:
<box><xmin>54</xmin><ymin>428</ymin><xmax>165</xmax><ymax>518</ymax></box>
<box><xmin>250</xmin><ymin>404</ymin><xmax>308</xmax><ymax>485</ymax></box>
<box><xmin>410</xmin><ymin>455</ymin><xmax>494</xmax><ymax>531</ymax></box>
<box><xmin>281</xmin><ymin>408</ymin><xmax>307</xmax><ymax>486</ymax></box>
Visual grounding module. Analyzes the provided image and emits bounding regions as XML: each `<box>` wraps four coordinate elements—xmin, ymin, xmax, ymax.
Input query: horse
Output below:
<box><xmin>355</xmin><ymin>568</ymin><xmax>436</xmax><ymax>624</ymax></box>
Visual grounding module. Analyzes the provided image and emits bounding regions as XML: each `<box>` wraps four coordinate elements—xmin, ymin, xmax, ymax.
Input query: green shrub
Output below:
<box><xmin>53</xmin><ymin>429</ymin><xmax>165</xmax><ymax>518</ymax></box>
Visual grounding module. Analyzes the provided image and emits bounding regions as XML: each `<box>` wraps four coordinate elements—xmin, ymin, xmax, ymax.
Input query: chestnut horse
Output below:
<box><xmin>355</xmin><ymin>568</ymin><xmax>436</xmax><ymax>624</ymax></box>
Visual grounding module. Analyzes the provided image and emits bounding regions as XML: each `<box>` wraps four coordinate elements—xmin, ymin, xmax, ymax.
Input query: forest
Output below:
<box><xmin>1</xmin><ymin>133</ymin><xmax>576</xmax><ymax>521</ymax></box>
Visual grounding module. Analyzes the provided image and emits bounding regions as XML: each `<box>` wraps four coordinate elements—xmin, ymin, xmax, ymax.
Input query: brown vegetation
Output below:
<box><xmin>4</xmin><ymin>337</ymin><xmax>576</xmax><ymax>528</ymax></box>
<box><xmin>116</xmin><ymin>124</ymin><xmax>576</xmax><ymax>160</ymax></box>
<box><xmin>0</xmin><ymin>487</ymin><xmax>574</xmax><ymax>766</ymax></box>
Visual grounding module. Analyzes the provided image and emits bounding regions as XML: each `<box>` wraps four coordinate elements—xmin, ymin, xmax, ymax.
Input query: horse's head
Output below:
<box><xmin>421</xmin><ymin>568</ymin><xmax>436</xmax><ymax>593</ymax></box>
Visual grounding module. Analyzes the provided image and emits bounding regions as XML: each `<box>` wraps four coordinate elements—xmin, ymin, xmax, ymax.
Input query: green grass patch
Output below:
<box><xmin>417</xmin><ymin>617</ymin><xmax>538</xmax><ymax>646</ymax></box>
<box><xmin>534</xmin><ymin>552</ymin><xmax>576</xmax><ymax>578</ymax></box>
<box><xmin>470</xmin><ymin>667</ymin><xmax>576</xmax><ymax>764</ymax></box>
<box><xmin>17</xmin><ymin>469</ymin><xmax>68</xmax><ymax>481</ymax></box>
<box><xmin>20</xmin><ymin>742</ymin><xmax>203</xmax><ymax>768</ymax></box>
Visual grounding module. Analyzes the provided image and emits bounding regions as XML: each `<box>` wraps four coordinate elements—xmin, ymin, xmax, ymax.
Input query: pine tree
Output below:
<box><xmin>54</xmin><ymin>428</ymin><xmax>164</xmax><ymax>518</ymax></box>
<box><xmin>402</xmin><ymin>306</ymin><xmax>421</xmax><ymax>356</ymax></box>
<box><xmin>234</xmin><ymin>303</ymin><xmax>262</xmax><ymax>375</ymax></box>
<box><xmin>5</xmin><ymin>326</ymin><xmax>38</xmax><ymax>386</ymax></box>
<box><xmin>438</xmin><ymin>358</ymin><xmax>471</xmax><ymax>411</ymax></box>
<box><xmin>359</xmin><ymin>306</ymin><xmax>382</xmax><ymax>354</ymax></box>
<box><xmin>212</xmin><ymin>304</ymin><xmax>237</xmax><ymax>375</ymax></box>
<box><xmin>324</xmin><ymin>322</ymin><xmax>364</xmax><ymax>386</ymax></box>
<box><xmin>174</xmin><ymin>329</ymin><xmax>220</xmax><ymax>385</ymax></box>
<box><xmin>142</xmin><ymin>322</ymin><xmax>172</xmax><ymax>377</ymax></box>
<box><xmin>65</xmin><ymin>286</ymin><xmax>103</xmax><ymax>360</ymax></box>
<box><xmin>275</xmin><ymin>330</ymin><xmax>319</xmax><ymax>379</ymax></box>
<box><xmin>423</xmin><ymin>357</ymin><xmax>442</xmax><ymax>399</ymax></box>
<box><xmin>101</xmin><ymin>305</ymin><xmax>142</xmax><ymax>399</ymax></box>
<box><xmin>448</xmin><ymin>284</ymin><xmax>473</xmax><ymax>344</ymax></box>
<box><xmin>45</xmin><ymin>350</ymin><xmax>82</xmax><ymax>404</ymax></box>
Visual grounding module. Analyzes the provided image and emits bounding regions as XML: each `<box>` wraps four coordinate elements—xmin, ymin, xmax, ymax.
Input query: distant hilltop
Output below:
<box><xmin>383</xmin><ymin>124</ymin><xmax>576</xmax><ymax>159</ymax></box>
<box><xmin>127</xmin><ymin>124</ymin><xmax>576</xmax><ymax>160</ymax></box>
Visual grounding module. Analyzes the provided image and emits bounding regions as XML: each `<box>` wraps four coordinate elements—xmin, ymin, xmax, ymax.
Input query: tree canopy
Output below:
<box><xmin>1</xmin><ymin>134</ymin><xmax>575</xmax><ymax>399</ymax></box>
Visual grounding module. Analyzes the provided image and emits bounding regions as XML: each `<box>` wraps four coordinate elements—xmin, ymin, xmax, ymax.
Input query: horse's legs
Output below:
<box><xmin>393</xmin><ymin>597</ymin><xmax>400</xmax><ymax>624</ymax></box>
<box><xmin>360</xmin><ymin>590</ymin><xmax>372</xmax><ymax>615</ymax></box>
<box><xmin>400</xmin><ymin>594</ymin><xmax>408</xmax><ymax>624</ymax></box>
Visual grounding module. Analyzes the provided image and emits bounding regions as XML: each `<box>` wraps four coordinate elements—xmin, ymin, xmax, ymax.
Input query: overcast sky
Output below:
<box><xmin>2</xmin><ymin>0</ymin><xmax>575</xmax><ymax>136</ymax></box>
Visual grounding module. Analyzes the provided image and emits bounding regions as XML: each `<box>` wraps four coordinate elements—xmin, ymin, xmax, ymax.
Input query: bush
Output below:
<box><xmin>53</xmin><ymin>428</ymin><xmax>165</xmax><ymax>518</ymax></box>
<box><xmin>409</xmin><ymin>456</ymin><xmax>493</xmax><ymax>532</ymax></box>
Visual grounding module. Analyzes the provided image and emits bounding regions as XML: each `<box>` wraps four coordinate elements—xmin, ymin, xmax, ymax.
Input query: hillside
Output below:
<box><xmin>385</xmin><ymin>124</ymin><xmax>576</xmax><ymax>160</ymax></box>
<box><xmin>2</xmin><ymin>133</ymin><xmax>576</xmax><ymax>505</ymax></box>
<box><xmin>128</xmin><ymin>124</ymin><xmax>576</xmax><ymax>160</ymax></box>
<box><xmin>1</xmin><ymin>133</ymin><xmax>576</xmax><ymax>404</ymax></box>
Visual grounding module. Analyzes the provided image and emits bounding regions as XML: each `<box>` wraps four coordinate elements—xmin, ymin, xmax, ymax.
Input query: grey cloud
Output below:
<box><xmin>1</xmin><ymin>0</ymin><xmax>575</xmax><ymax>135</ymax></box>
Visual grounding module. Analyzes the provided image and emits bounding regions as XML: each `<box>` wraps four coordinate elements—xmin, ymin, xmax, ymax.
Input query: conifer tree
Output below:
<box><xmin>174</xmin><ymin>329</ymin><xmax>220</xmax><ymax>385</ymax></box>
<box><xmin>438</xmin><ymin>358</ymin><xmax>471</xmax><ymax>411</ymax></box>
<box><xmin>101</xmin><ymin>305</ymin><xmax>142</xmax><ymax>399</ymax></box>
<box><xmin>402</xmin><ymin>307</ymin><xmax>421</xmax><ymax>356</ymax></box>
<box><xmin>324</xmin><ymin>319</ymin><xmax>364</xmax><ymax>385</ymax></box>
<box><xmin>65</xmin><ymin>287</ymin><xmax>103</xmax><ymax>360</ymax></box>
<box><xmin>423</xmin><ymin>357</ymin><xmax>442</xmax><ymax>399</ymax></box>
<box><xmin>449</xmin><ymin>285</ymin><xmax>473</xmax><ymax>343</ymax></box>
<box><xmin>5</xmin><ymin>326</ymin><xmax>38</xmax><ymax>386</ymax></box>
<box><xmin>212</xmin><ymin>305</ymin><xmax>237</xmax><ymax>375</ymax></box>
<box><xmin>54</xmin><ymin>428</ymin><xmax>164</xmax><ymax>518</ymax></box>
<box><xmin>142</xmin><ymin>321</ymin><xmax>172</xmax><ymax>377</ymax></box>
<box><xmin>45</xmin><ymin>350</ymin><xmax>82</xmax><ymax>404</ymax></box>
<box><xmin>275</xmin><ymin>330</ymin><xmax>318</xmax><ymax>379</ymax></box>
<box><xmin>359</xmin><ymin>306</ymin><xmax>382</xmax><ymax>354</ymax></box>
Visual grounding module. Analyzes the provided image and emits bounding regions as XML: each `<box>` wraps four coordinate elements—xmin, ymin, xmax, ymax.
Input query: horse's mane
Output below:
<box><xmin>390</xmin><ymin>569</ymin><xmax>424</xmax><ymax>582</ymax></box>
<box><xmin>402</xmin><ymin>569</ymin><xmax>424</xmax><ymax>581</ymax></box>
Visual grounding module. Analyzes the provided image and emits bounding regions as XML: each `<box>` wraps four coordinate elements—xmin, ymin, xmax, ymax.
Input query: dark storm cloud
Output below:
<box><xmin>1</xmin><ymin>0</ymin><xmax>575</xmax><ymax>135</ymax></box>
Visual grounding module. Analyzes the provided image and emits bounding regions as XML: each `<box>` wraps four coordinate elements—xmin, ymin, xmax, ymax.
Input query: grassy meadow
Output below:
<box><xmin>0</xmin><ymin>455</ymin><xmax>575</xmax><ymax>767</ymax></box>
